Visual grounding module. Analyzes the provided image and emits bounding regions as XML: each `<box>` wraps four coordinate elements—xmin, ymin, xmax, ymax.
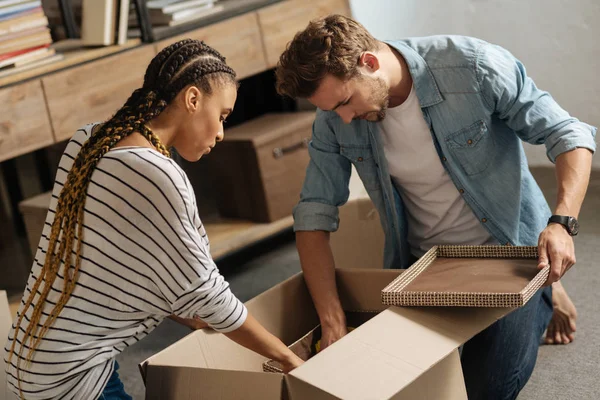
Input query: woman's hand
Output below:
<box><xmin>280</xmin><ymin>352</ymin><xmax>304</xmax><ymax>374</ymax></box>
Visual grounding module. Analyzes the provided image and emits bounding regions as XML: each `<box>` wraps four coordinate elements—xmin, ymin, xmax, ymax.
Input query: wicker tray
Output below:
<box><xmin>381</xmin><ymin>245</ymin><xmax>550</xmax><ymax>308</ymax></box>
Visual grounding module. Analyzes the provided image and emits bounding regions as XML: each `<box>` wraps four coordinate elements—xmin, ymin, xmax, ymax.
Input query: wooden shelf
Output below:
<box><xmin>204</xmin><ymin>215</ymin><xmax>294</xmax><ymax>260</ymax></box>
<box><xmin>19</xmin><ymin>190</ymin><xmax>293</xmax><ymax>263</ymax></box>
<box><xmin>0</xmin><ymin>38</ymin><xmax>142</xmax><ymax>88</ymax></box>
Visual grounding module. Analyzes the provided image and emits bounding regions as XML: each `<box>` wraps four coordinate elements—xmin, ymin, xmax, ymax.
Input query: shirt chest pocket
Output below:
<box><xmin>340</xmin><ymin>146</ymin><xmax>381</xmax><ymax>191</ymax></box>
<box><xmin>445</xmin><ymin>120</ymin><xmax>494</xmax><ymax>176</ymax></box>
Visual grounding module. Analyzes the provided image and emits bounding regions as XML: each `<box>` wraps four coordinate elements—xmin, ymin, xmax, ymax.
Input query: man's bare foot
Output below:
<box><xmin>544</xmin><ymin>281</ymin><xmax>577</xmax><ymax>345</ymax></box>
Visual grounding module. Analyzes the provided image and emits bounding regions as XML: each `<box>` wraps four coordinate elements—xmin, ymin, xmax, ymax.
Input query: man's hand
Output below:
<box><xmin>320</xmin><ymin>321</ymin><xmax>348</xmax><ymax>351</ymax></box>
<box><xmin>538</xmin><ymin>223</ymin><xmax>576</xmax><ymax>285</ymax></box>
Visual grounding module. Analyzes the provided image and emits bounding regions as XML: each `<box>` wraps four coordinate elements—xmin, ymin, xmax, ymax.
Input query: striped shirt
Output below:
<box><xmin>4</xmin><ymin>124</ymin><xmax>247</xmax><ymax>399</ymax></box>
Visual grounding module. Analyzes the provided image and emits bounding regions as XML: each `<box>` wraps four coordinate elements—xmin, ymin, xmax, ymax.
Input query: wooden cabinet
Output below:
<box><xmin>42</xmin><ymin>45</ymin><xmax>155</xmax><ymax>142</ymax></box>
<box><xmin>0</xmin><ymin>80</ymin><xmax>54</xmax><ymax>162</ymax></box>
<box><xmin>156</xmin><ymin>13</ymin><xmax>268</xmax><ymax>80</ymax></box>
<box><xmin>257</xmin><ymin>0</ymin><xmax>351</xmax><ymax>68</ymax></box>
<box><xmin>208</xmin><ymin>112</ymin><xmax>315</xmax><ymax>222</ymax></box>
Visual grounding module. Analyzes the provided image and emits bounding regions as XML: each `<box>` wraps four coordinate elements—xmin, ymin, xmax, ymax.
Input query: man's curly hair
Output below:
<box><xmin>275</xmin><ymin>14</ymin><xmax>380</xmax><ymax>99</ymax></box>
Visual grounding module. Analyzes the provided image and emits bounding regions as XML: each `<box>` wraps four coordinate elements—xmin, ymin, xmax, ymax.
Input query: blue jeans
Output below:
<box><xmin>99</xmin><ymin>361</ymin><xmax>132</xmax><ymax>400</ymax></box>
<box><xmin>461</xmin><ymin>286</ymin><xmax>553</xmax><ymax>400</ymax></box>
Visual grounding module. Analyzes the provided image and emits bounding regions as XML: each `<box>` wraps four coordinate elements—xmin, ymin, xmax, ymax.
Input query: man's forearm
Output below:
<box><xmin>554</xmin><ymin>148</ymin><xmax>593</xmax><ymax>218</ymax></box>
<box><xmin>295</xmin><ymin>230</ymin><xmax>346</xmax><ymax>328</ymax></box>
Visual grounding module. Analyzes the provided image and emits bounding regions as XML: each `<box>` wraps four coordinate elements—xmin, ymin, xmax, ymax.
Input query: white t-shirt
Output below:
<box><xmin>378</xmin><ymin>87</ymin><xmax>496</xmax><ymax>257</ymax></box>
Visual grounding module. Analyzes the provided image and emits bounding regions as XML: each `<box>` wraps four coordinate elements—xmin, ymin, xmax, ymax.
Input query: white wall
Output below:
<box><xmin>349</xmin><ymin>0</ymin><xmax>599</xmax><ymax>168</ymax></box>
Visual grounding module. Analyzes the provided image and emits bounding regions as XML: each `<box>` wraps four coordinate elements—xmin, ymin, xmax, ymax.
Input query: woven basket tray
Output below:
<box><xmin>381</xmin><ymin>245</ymin><xmax>550</xmax><ymax>308</ymax></box>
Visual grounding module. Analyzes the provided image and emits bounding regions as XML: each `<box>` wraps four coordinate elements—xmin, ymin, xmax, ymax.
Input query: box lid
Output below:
<box><xmin>382</xmin><ymin>245</ymin><xmax>550</xmax><ymax>307</ymax></box>
<box><xmin>286</xmin><ymin>305</ymin><xmax>510</xmax><ymax>399</ymax></box>
<box><xmin>222</xmin><ymin>112</ymin><xmax>315</xmax><ymax>146</ymax></box>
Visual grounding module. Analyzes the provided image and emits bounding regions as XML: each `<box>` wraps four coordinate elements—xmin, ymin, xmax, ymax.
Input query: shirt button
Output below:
<box><xmin>482</xmin><ymin>218</ymin><xmax>487</xmax><ymax>223</ymax></box>
<box><xmin>442</xmin><ymin>157</ymin><xmax>447</xmax><ymax>162</ymax></box>
<box><xmin>459</xmin><ymin>189</ymin><xmax>465</xmax><ymax>194</ymax></box>
<box><xmin>467</xmin><ymin>139</ymin><xmax>473</xmax><ymax>145</ymax></box>
<box><xmin>357</xmin><ymin>157</ymin><xmax>363</xmax><ymax>162</ymax></box>
<box><xmin>505</xmin><ymin>242</ymin><xmax>511</xmax><ymax>246</ymax></box>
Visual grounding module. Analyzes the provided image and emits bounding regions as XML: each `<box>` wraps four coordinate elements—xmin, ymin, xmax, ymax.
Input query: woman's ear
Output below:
<box><xmin>184</xmin><ymin>86</ymin><xmax>203</xmax><ymax>113</ymax></box>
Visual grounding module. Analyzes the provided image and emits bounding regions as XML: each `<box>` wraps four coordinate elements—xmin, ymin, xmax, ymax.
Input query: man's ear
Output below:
<box><xmin>358</xmin><ymin>52</ymin><xmax>380</xmax><ymax>72</ymax></box>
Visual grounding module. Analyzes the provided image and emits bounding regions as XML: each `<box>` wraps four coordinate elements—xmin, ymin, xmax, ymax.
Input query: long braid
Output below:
<box><xmin>8</xmin><ymin>39</ymin><xmax>236</xmax><ymax>398</ymax></box>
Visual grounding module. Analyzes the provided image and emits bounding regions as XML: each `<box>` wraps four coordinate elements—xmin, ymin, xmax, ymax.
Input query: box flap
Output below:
<box><xmin>288</xmin><ymin>304</ymin><xmax>510</xmax><ymax>399</ymax></box>
<box><xmin>245</xmin><ymin>271</ymin><xmax>319</xmax><ymax>345</ymax></box>
<box><xmin>335</xmin><ymin>268</ymin><xmax>400</xmax><ymax>311</ymax></box>
<box><xmin>390</xmin><ymin>349</ymin><xmax>467</xmax><ymax>400</ymax></box>
<box><xmin>145</xmin><ymin>365</ymin><xmax>284</xmax><ymax>400</ymax></box>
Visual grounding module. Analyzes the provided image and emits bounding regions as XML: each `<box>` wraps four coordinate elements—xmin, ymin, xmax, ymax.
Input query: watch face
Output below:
<box><xmin>568</xmin><ymin>217</ymin><xmax>579</xmax><ymax>235</ymax></box>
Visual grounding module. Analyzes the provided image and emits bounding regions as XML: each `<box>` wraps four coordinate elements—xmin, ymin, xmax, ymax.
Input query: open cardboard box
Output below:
<box><xmin>1</xmin><ymin>291</ymin><xmax>14</xmax><ymax>400</ymax></box>
<box><xmin>140</xmin><ymin>269</ymin><xmax>513</xmax><ymax>399</ymax></box>
<box><xmin>329</xmin><ymin>167</ymin><xmax>385</xmax><ymax>270</ymax></box>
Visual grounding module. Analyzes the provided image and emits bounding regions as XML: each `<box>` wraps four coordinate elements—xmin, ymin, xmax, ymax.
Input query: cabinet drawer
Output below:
<box><xmin>156</xmin><ymin>13</ymin><xmax>267</xmax><ymax>80</ymax></box>
<box><xmin>257</xmin><ymin>0</ymin><xmax>351</xmax><ymax>68</ymax></box>
<box><xmin>43</xmin><ymin>45</ymin><xmax>155</xmax><ymax>142</ymax></box>
<box><xmin>0</xmin><ymin>80</ymin><xmax>53</xmax><ymax>162</ymax></box>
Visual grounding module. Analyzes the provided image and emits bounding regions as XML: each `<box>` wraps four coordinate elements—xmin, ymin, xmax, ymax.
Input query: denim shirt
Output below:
<box><xmin>293</xmin><ymin>36</ymin><xmax>597</xmax><ymax>270</ymax></box>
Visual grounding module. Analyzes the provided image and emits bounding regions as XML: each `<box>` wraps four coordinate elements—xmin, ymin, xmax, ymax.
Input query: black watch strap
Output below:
<box><xmin>548</xmin><ymin>215</ymin><xmax>579</xmax><ymax>236</ymax></box>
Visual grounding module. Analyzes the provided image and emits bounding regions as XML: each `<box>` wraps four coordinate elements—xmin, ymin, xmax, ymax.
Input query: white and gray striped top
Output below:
<box><xmin>4</xmin><ymin>123</ymin><xmax>247</xmax><ymax>399</ymax></box>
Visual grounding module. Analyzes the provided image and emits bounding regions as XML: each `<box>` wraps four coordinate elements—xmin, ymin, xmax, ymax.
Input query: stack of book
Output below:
<box><xmin>0</xmin><ymin>0</ymin><xmax>62</xmax><ymax>77</ymax></box>
<box><xmin>146</xmin><ymin>0</ymin><xmax>225</xmax><ymax>27</ymax></box>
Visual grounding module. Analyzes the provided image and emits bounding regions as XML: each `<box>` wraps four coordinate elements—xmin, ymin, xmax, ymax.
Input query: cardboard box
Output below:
<box><xmin>1</xmin><ymin>291</ymin><xmax>14</xmax><ymax>400</ymax></box>
<box><xmin>330</xmin><ymin>167</ymin><xmax>385</xmax><ymax>270</ymax></box>
<box><xmin>208</xmin><ymin>112</ymin><xmax>315</xmax><ymax>222</ymax></box>
<box><xmin>140</xmin><ymin>269</ymin><xmax>512</xmax><ymax>399</ymax></box>
<box><xmin>18</xmin><ymin>191</ymin><xmax>51</xmax><ymax>257</ymax></box>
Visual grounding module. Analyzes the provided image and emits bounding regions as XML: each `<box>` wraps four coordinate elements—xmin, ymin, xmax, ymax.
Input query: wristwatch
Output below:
<box><xmin>547</xmin><ymin>215</ymin><xmax>579</xmax><ymax>236</ymax></box>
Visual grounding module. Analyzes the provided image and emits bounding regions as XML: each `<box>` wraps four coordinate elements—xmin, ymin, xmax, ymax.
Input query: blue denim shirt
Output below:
<box><xmin>292</xmin><ymin>36</ymin><xmax>597</xmax><ymax>270</ymax></box>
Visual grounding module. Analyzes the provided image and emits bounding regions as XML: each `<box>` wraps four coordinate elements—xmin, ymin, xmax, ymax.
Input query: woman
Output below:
<box><xmin>4</xmin><ymin>39</ymin><xmax>303</xmax><ymax>400</ymax></box>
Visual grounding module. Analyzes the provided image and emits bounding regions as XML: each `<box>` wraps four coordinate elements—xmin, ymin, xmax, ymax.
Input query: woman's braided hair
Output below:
<box><xmin>8</xmin><ymin>39</ymin><xmax>236</xmax><ymax>396</ymax></box>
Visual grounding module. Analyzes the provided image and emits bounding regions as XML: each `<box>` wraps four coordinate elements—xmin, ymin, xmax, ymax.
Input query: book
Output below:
<box><xmin>163</xmin><ymin>4</ymin><xmax>224</xmax><ymax>27</ymax></box>
<box><xmin>81</xmin><ymin>0</ymin><xmax>117</xmax><ymax>46</ymax></box>
<box><xmin>116</xmin><ymin>0</ymin><xmax>130</xmax><ymax>45</ymax></box>
<box><xmin>0</xmin><ymin>45</ymin><xmax>53</xmax><ymax>69</ymax></box>
<box><xmin>0</xmin><ymin>43</ymin><xmax>47</xmax><ymax>61</ymax></box>
<box><xmin>148</xmin><ymin>0</ymin><xmax>214</xmax><ymax>14</ymax></box>
<box><xmin>0</xmin><ymin>28</ymin><xmax>51</xmax><ymax>54</ymax></box>
<box><xmin>0</xmin><ymin>52</ymin><xmax>64</xmax><ymax>78</ymax></box>
<box><xmin>0</xmin><ymin>9</ymin><xmax>47</xmax><ymax>36</ymax></box>
<box><xmin>0</xmin><ymin>25</ymin><xmax>48</xmax><ymax>43</ymax></box>
<box><xmin>0</xmin><ymin>0</ymin><xmax>41</xmax><ymax>18</ymax></box>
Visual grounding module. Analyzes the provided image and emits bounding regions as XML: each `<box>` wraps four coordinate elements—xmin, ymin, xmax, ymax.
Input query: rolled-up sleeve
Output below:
<box><xmin>293</xmin><ymin>111</ymin><xmax>352</xmax><ymax>232</ymax></box>
<box><xmin>476</xmin><ymin>43</ymin><xmax>596</xmax><ymax>163</ymax></box>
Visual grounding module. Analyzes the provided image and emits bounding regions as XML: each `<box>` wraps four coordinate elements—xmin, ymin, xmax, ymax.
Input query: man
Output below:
<box><xmin>275</xmin><ymin>14</ymin><xmax>595</xmax><ymax>400</ymax></box>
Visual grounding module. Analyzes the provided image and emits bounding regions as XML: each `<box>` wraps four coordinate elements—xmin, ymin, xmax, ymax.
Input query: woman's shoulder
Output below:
<box><xmin>102</xmin><ymin>147</ymin><xmax>190</xmax><ymax>192</ymax></box>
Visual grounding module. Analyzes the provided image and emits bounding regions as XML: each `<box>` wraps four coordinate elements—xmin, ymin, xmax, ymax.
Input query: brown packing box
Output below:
<box><xmin>1</xmin><ymin>291</ymin><xmax>13</xmax><ymax>400</ymax></box>
<box><xmin>330</xmin><ymin>167</ymin><xmax>385</xmax><ymax>269</ymax></box>
<box><xmin>19</xmin><ymin>191</ymin><xmax>52</xmax><ymax>258</ymax></box>
<box><xmin>140</xmin><ymin>269</ymin><xmax>513</xmax><ymax>399</ymax></box>
<box><xmin>208</xmin><ymin>112</ymin><xmax>315</xmax><ymax>223</ymax></box>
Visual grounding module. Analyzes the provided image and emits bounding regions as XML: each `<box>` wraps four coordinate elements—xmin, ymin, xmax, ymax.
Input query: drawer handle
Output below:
<box><xmin>273</xmin><ymin>137</ymin><xmax>310</xmax><ymax>159</ymax></box>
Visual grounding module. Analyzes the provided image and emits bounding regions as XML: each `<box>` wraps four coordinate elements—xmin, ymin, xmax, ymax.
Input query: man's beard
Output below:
<box><xmin>354</xmin><ymin>77</ymin><xmax>390</xmax><ymax>122</ymax></box>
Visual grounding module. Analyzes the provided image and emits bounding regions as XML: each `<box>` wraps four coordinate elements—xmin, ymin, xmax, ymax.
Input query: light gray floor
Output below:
<box><xmin>112</xmin><ymin>167</ymin><xmax>600</xmax><ymax>399</ymax></box>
